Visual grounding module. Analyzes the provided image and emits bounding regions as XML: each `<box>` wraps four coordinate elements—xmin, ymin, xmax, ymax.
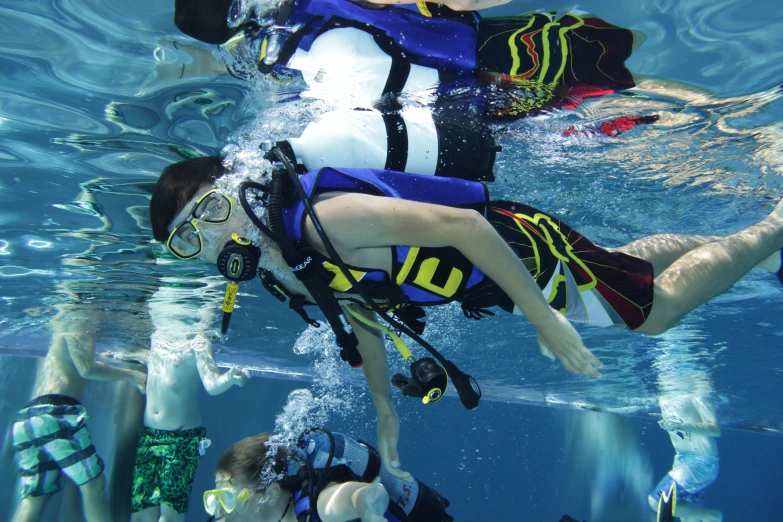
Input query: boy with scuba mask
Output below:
<box><xmin>150</xmin><ymin>154</ymin><xmax>783</xmax><ymax>483</ymax></box>
<box><xmin>175</xmin><ymin>0</ymin><xmax>640</xmax><ymax>120</ymax></box>
<box><xmin>203</xmin><ymin>429</ymin><xmax>452</xmax><ymax>522</ymax></box>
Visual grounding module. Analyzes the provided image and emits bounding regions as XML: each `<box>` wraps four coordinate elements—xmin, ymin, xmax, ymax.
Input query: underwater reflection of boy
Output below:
<box><xmin>202</xmin><ymin>429</ymin><xmax>453</xmax><ymax>522</ymax></box>
<box><xmin>172</xmin><ymin>0</ymin><xmax>637</xmax><ymax>120</ymax></box>
<box><xmin>149</xmin><ymin>155</ymin><xmax>783</xmax><ymax>481</ymax></box>
<box><xmin>128</xmin><ymin>332</ymin><xmax>250</xmax><ymax>522</ymax></box>
<box><xmin>10</xmin><ymin>305</ymin><xmax>147</xmax><ymax>522</ymax></box>
<box><xmin>649</xmin><ymin>394</ymin><xmax>723</xmax><ymax>522</ymax></box>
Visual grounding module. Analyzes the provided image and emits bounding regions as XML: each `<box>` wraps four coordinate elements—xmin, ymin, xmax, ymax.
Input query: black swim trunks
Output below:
<box><xmin>463</xmin><ymin>201</ymin><xmax>654</xmax><ymax>329</ymax></box>
<box><xmin>473</xmin><ymin>12</ymin><xmax>637</xmax><ymax>119</ymax></box>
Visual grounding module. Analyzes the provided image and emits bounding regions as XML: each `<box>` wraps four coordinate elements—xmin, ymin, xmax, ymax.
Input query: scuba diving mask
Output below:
<box><xmin>167</xmin><ymin>190</ymin><xmax>236</xmax><ymax>260</ymax></box>
<box><xmin>225</xmin><ymin>0</ymin><xmax>299</xmax><ymax>68</ymax></box>
<box><xmin>203</xmin><ymin>486</ymin><xmax>251</xmax><ymax>516</ymax></box>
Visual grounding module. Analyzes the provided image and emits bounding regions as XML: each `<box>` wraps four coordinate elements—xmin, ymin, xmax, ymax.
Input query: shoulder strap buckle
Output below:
<box><xmin>259</xmin><ymin>267</ymin><xmax>288</xmax><ymax>302</ymax></box>
<box><xmin>289</xmin><ymin>295</ymin><xmax>321</xmax><ymax>328</ymax></box>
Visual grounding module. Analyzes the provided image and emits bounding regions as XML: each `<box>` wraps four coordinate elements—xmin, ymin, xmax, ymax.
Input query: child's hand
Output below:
<box><xmin>535</xmin><ymin>311</ymin><xmax>602</xmax><ymax>377</ymax></box>
<box><xmin>354</xmin><ymin>478</ymin><xmax>389</xmax><ymax>522</ymax></box>
<box><xmin>129</xmin><ymin>370</ymin><xmax>147</xmax><ymax>394</ymax></box>
<box><xmin>109</xmin><ymin>349</ymin><xmax>149</xmax><ymax>366</ymax></box>
<box><xmin>658</xmin><ymin>419</ymin><xmax>683</xmax><ymax>432</ymax></box>
<box><xmin>229</xmin><ymin>368</ymin><xmax>250</xmax><ymax>387</ymax></box>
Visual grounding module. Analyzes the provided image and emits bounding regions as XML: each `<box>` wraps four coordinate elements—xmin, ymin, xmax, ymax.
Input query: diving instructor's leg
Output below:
<box><xmin>637</xmin><ymin>199</ymin><xmax>783</xmax><ymax>334</ymax></box>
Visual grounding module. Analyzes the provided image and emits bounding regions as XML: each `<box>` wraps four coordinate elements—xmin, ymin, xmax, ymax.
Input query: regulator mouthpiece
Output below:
<box><xmin>216</xmin><ymin>234</ymin><xmax>261</xmax><ymax>334</ymax></box>
<box><xmin>391</xmin><ymin>357</ymin><xmax>448</xmax><ymax>405</ymax></box>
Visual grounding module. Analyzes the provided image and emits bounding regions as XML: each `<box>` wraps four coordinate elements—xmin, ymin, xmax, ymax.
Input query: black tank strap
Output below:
<box><xmin>382</xmin><ymin>53</ymin><xmax>412</xmax><ymax>96</ymax></box>
<box><xmin>288</xmin><ymin>295</ymin><xmax>321</xmax><ymax>328</ymax></box>
<box><xmin>239</xmin><ymin>178</ymin><xmax>362</xmax><ymax>367</ymax></box>
<box><xmin>258</xmin><ymin>268</ymin><xmax>320</xmax><ymax>326</ymax></box>
<box><xmin>357</xmin><ymin>439</ymin><xmax>382</xmax><ymax>481</ymax></box>
<box><xmin>382</xmin><ymin>113</ymin><xmax>408</xmax><ymax>171</ymax></box>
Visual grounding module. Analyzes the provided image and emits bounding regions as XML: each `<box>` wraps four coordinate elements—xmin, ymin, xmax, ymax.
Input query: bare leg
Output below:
<box><xmin>109</xmin><ymin>381</ymin><xmax>145</xmax><ymax>521</ymax></box>
<box><xmin>638</xmin><ymin>201</ymin><xmax>783</xmax><ymax>334</ymax></box>
<box><xmin>160</xmin><ymin>502</ymin><xmax>185</xmax><ymax>522</ymax></box>
<box><xmin>676</xmin><ymin>502</ymin><xmax>723</xmax><ymax>521</ymax></box>
<box><xmin>612</xmin><ymin>233</ymin><xmax>782</xmax><ymax>276</ymax></box>
<box><xmin>131</xmin><ymin>506</ymin><xmax>159</xmax><ymax>522</ymax></box>
<box><xmin>610</xmin><ymin>234</ymin><xmax>721</xmax><ymax>276</ymax></box>
<box><xmin>79</xmin><ymin>474</ymin><xmax>113</xmax><ymax>522</ymax></box>
<box><xmin>12</xmin><ymin>494</ymin><xmax>52</xmax><ymax>522</ymax></box>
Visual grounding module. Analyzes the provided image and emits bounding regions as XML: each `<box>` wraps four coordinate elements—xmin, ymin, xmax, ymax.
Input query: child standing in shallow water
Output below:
<box><xmin>11</xmin><ymin>304</ymin><xmax>147</xmax><ymax>522</ymax></box>
<box><xmin>129</xmin><ymin>279</ymin><xmax>250</xmax><ymax>522</ymax></box>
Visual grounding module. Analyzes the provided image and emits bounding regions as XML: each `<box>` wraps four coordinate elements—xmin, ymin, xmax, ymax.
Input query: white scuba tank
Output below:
<box><xmin>286</xmin><ymin>27</ymin><xmax>439</xmax><ymax>105</ymax></box>
<box><xmin>287</xmin><ymin>107</ymin><xmax>498</xmax><ymax>181</ymax></box>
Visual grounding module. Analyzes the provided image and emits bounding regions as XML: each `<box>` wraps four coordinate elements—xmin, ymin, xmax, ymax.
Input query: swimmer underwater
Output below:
<box><xmin>204</xmin><ymin>428</ymin><xmax>452</xmax><ymax>522</ymax></box>
<box><xmin>149</xmin><ymin>150</ymin><xmax>783</xmax><ymax>481</ymax></box>
<box><xmin>203</xmin><ymin>427</ymin><xmax>591</xmax><ymax>522</ymax></box>
<box><xmin>174</xmin><ymin>0</ymin><xmax>639</xmax><ymax>119</ymax></box>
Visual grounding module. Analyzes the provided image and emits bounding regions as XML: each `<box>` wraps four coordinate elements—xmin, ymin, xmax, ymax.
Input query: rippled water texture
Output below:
<box><xmin>1</xmin><ymin>0</ymin><xmax>782</xmax><ymax>432</ymax></box>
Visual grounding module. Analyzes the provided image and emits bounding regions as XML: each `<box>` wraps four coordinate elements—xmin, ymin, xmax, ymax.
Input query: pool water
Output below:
<box><xmin>0</xmin><ymin>0</ymin><xmax>782</xmax><ymax>520</ymax></box>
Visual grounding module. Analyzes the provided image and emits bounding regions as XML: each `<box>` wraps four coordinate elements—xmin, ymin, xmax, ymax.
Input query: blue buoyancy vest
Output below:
<box><xmin>291</xmin><ymin>431</ymin><xmax>450</xmax><ymax>522</ymax></box>
<box><xmin>282</xmin><ymin>0</ymin><xmax>479</xmax><ymax>73</ymax></box>
<box><xmin>280</xmin><ymin>167</ymin><xmax>490</xmax><ymax>305</ymax></box>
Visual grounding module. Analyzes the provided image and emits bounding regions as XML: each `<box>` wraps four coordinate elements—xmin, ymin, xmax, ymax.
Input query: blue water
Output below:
<box><xmin>1</xmin><ymin>0</ymin><xmax>782</xmax><ymax>520</ymax></box>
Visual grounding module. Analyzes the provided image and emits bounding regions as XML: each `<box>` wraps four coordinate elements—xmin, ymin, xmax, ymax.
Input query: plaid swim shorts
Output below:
<box><xmin>11</xmin><ymin>394</ymin><xmax>105</xmax><ymax>498</ymax></box>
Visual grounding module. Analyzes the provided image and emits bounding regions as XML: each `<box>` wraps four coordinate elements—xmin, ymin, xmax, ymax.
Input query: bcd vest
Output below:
<box><xmin>280</xmin><ymin>167</ymin><xmax>490</xmax><ymax>306</ymax></box>
<box><xmin>275</xmin><ymin>0</ymin><xmax>479</xmax><ymax>76</ymax></box>
<box><xmin>291</xmin><ymin>431</ymin><xmax>452</xmax><ymax>522</ymax></box>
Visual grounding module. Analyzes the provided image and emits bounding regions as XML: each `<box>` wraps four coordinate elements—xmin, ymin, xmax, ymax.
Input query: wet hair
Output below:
<box><xmin>149</xmin><ymin>156</ymin><xmax>227</xmax><ymax>242</ymax></box>
<box><xmin>174</xmin><ymin>0</ymin><xmax>238</xmax><ymax>44</ymax></box>
<box><xmin>215</xmin><ymin>433</ymin><xmax>289</xmax><ymax>487</ymax></box>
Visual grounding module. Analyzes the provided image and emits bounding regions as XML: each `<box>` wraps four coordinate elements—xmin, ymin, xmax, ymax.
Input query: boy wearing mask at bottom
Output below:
<box><xmin>204</xmin><ymin>429</ymin><xmax>452</xmax><ymax>522</ymax></box>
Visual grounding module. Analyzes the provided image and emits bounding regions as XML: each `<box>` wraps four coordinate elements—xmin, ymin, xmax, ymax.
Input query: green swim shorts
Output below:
<box><xmin>131</xmin><ymin>425</ymin><xmax>207</xmax><ymax>514</ymax></box>
<box><xmin>11</xmin><ymin>394</ymin><xmax>105</xmax><ymax>498</ymax></box>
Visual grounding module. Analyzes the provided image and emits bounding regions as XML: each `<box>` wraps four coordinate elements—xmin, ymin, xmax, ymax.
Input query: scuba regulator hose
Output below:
<box><xmin>265</xmin><ymin>145</ymin><xmax>481</xmax><ymax>410</ymax></box>
<box><xmin>237</xmin><ymin>176</ymin><xmax>362</xmax><ymax>368</ymax></box>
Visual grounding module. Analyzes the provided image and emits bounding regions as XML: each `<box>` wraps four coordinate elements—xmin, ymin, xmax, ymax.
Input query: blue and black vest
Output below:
<box><xmin>291</xmin><ymin>431</ymin><xmax>451</xmax><ymax>522</ymax></box>
<box><xmin>272</xmin><ymin>0</ymin><xmax>480</xmax><ymax>78</ymax></box>
<box><xmin>280</xmin><ymin>167</ymin><xmax>490</xmax><ymax>306</ymax></box>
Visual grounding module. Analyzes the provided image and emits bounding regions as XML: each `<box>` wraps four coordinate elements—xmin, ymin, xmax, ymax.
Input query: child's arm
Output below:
<box><xmin>659</xmin><ymin>396</ymin><xmax>721</xmax><ymax>437</ymax></box>
<box><xmin>658</xmin><ymin>419</ymin><xmax>721</xmax><ymax>437</ymax></box>
<box><xmin>692</xmin><ymin>395</ymin><xmax>721</xmax><ymax>436</ymax></box>
<box><xmin>308</xmin><ymin>193</ymin><xmax>601</xmax><ymax>377</ymax></box>
<box><xmin>193</xmin><ymin>336</ymin><xmax>249</xmax><ymax>395</ymax></box>
<box><xmin>63</xmin><ymin>331</ymin><xmax>147</xmax><ymax>393</ymax></box>
<box><xmin>317</xmin><ymin>478</ymin><xmax>389</xmax><ymax>522</ymax></box>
